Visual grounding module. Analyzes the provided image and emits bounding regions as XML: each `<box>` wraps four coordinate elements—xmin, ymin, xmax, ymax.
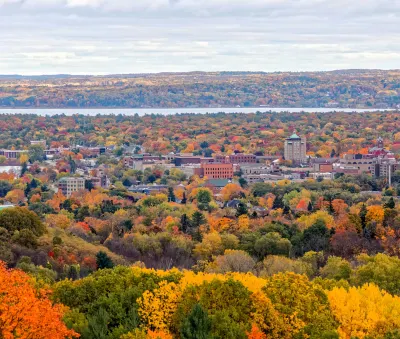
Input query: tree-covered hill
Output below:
<box><xmin>0</xmin><ymin>70</ymin><xmax>399</xmax><ymax>108</ymax></box>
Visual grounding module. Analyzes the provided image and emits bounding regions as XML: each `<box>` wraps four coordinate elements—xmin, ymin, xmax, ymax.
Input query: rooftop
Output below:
<box><xmin>288</xmin><ymin>133</ymin><xmax>301</xmax><ymax>139</ymax></box>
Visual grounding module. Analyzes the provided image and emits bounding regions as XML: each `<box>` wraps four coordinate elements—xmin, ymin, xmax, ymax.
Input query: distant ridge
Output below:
<box><xmin>0</xmin><ymin>69</ymin><xmax>399</xmax><ymax>80</ymax></box>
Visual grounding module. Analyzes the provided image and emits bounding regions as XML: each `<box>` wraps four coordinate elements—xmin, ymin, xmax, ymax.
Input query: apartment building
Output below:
<box><xmin>284</xmin><ymin>133</ymin><xmax>307</xmax><ymax>165</ymax></box>
<box><xmin>58</xmin><ymin>177</ymin><xmax>85</xmax><ymax>197</ymax></box>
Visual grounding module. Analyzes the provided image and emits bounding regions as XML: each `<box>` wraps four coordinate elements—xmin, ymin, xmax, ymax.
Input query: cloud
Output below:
<box><xmin>0</xmin><ymin>0</ymin><xmax>399</xmax><ymax>74</ymax></box>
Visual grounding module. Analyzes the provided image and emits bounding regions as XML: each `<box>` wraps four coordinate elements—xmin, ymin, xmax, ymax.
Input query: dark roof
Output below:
<box><xmin>205</xmin><ymin>179</ymin><xmax>230</xmax><ymax>187</ymax></box>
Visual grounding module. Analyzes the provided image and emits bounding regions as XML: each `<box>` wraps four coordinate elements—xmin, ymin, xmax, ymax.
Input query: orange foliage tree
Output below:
<box><xmin>0</xmin><ymin>262</ymin><xmax>79</xmax><ymax>339</ymax></box>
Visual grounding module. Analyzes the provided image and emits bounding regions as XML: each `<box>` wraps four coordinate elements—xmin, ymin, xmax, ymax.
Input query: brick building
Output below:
<box><xmin>197</xmin><ymin>163</ymin><xmax>234</xmax><ymax>179</ymax></box>
<box><xmin>215</xmin><ymin>153</ymin><xmax>257</xmax><ymax>164</ymax></box>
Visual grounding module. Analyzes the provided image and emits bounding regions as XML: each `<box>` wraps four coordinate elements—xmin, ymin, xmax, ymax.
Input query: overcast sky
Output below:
<box><xmin>0</xmin><ymin>0</ymin><xmax>399</xmax><ymax>75</ymax></box>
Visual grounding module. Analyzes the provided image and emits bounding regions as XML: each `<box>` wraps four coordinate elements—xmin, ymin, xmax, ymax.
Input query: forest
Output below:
<box><xmin>2</xmin><ymin>112</ymin><xmax>400</xmax><ymax>338</ymax></box>
<box><xmin>0</xmin><ymin>70</ymin><xmax>399</xmax><ymax>108</ymax></box>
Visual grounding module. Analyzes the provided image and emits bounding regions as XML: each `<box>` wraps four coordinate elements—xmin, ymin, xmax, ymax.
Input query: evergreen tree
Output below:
<box><xmin>181</xmin><ymin>191</ymin><xmax>187</xmax><ymax>204</ymax></box>
<box><xmin>191</xmin><ymin>211</ymin><xmax>206</xmax><ymax>228</ymax></box>
<box><xmin>68</xmin><ymin>156</ymin><xmax>77</xmax><ymax>174</ymax></box>
<box><xmin>360</xmin><ymin>203</ymin><xmax>367</xmax><ymax>230</ymax></box>
<box><xmin>308</xmin><ymin>200</ymin><xmax>313</xmax><ymax>212</ymax></box>
<box><xmin>83</xmin><ymin>308</ymin><xmax>110</xmax><ymax>339</ymax></box>
<box><xmin>273</xmin><ymin>196</ymin><xmax>284</xmax><ymax>209</ymax></box>
<box><xmin>168</xmin><ymin>187</ymin><xmax>176</xmax><ymax>202</ymax></box>
<box><xmin>235</xmin><ymin>202</ymin><xmax>248</xmax><ymax>217</ymax></box>
<box><xmin>385</xmin><ymin>197</ymin><xmax>396</xmax><ymax>209</ymax></box>
<box><xmin>20</xmin><ymin>162</ymin><xmax>28</xmax><ymax>176</ymax></box>
<box><xmin>180</xmin><ymin>304</ymin><xmax>213</xmax><ymax>339</ymax></box>
<box><xmin>180</xmin><ymin>214</ymin><xmax>191</xmax><ymax>233</ymax></box>
<box><xmin>238</xmin><ymin>177</ymin><xmax>247</xmax><ymax>188</ymax></box>
<box><xmin>85</xmin><ymin>179</ymin><xmax>94</xmax><ymax>191</ymax></box>
<box><xmin>96</xmin><ymin>251</ymin><xmax>114</xmax><ymax>270</ymax></box>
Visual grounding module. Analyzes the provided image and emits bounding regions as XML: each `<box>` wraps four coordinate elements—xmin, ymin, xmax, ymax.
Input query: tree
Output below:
<box><xmin>254</xmin><ymin>232</ymin><xmax>292</xmax><ymax>259</ymax></box>
<box><xmin>5</xmin><ymin>189</ymin><xmax>25</xmax><ymax>204</ymax></box>
<box><xmin>0</xmin><ymin>207</ymin><xmax>45</xmax><ymax>236</ymax></box>
<box><xmin>206</xmin><ymin>250</ymin><xmax>256</xmax><ymax>274</ymax></box>
<box><xmin>180</xmin><ymin>304</ymin><xmax>213</xmax><ymax>339</ymax></box>
<box><xmin>193</xmin><ymin>232</ymin><xmax>223</xmax><ymax>260</ymax></box>
<box><xmin>0</xmin><ymin>180</ymin><xmax>12</xmax><ymax>198</ymax></box>
<box><xmin>297</xmin><ymin>210</ymin><xmax>335</xmax><ymax>231</ymax></box>
<box><xmin>238</xmin><ymin>177</ymin><xmax>248</xmax><ymax>188</ymax></box>
<box><xmin>263</xmin><ymin>272</ymin><xmax>337</xmax><ymax>338</ymax></box>
<box><xmin>292</xmin><ymin>220</ymin><xmax>332</xmax><ymax>256</ymax></box>
<box><xmin>366</xmin><ymin>205</ymin><xmax>385</xmax><ymax>224</ymax></box>
<box><xmin>259</xmin><ymin>256</ymin><xmax>313</xmax><ymax>278</ymax></box>
<box><xmin>236</xmin><ymin>202</ymin><xmax>248</xmax><ymax>217</ymax></box>
<box><xmin>191</xmin><ymin>211</ymin><xmax>206</xmax><ymax>228</ymax></box>
<box><xmin>180</xmin><ymin>214</ymin><xmax>191</xmax><ymax>233</ymax></box>
<box><xmin>221</xmin><ymin>183</ymin><xmax>243</xmax><ymax>201</ymax></box>
<box><xmin>20</xmin><ymin>162</ymin><xmax>28</xmax><ymax>176</ymax></box>
<box><xmin>28</xmin><ymin>144</ymin><xmax>45</xmax><ymax>162</ymax></box>
<box><xmin>0</xmin><ymin>261</ymin><xmax>78</xmax><ymax>339</ymax></box>
<box><xmin>385</xmin><ymin>197</ymin><xmax>396</xmax><ymax>209</ymax></box>
<box><xmin>175</xmin><ymin>279</ymin><xmax>253</xmax><ymax>339</ymax></box>
<box><xmin>328</xmin><ymin>284</ymin><xmax>400</xmax><ymax>339</ymax></box>
<box><xmin>351</xmin><ymin>254</ymin><xmax>400</xmax><ymax>295</ymax></box>
<box><xmin>168</xmin><ymin>187</ymin><xmax>176</xmax><ymax>202</ymax></box>
<box><xmin>196</xmin><ymin>189</ymin><xmax>212</xmax><ymax>211</ymax></box>
<box><xmin>359</xmin><ymin>204</ymin><xmax>367</xmax><ymax>230</ymax></box>
<box><xmin>319</xmin><ymin>256</ymin><xmax>352</xmax><ymax>281</ymax></box>
<box><xmin>181</xmin><ymin>192</ymin><xmax>187</xmax><ymax>204</ymax></box>
<box><xmin>96</xmin><ymin>251</ymin><xmax>114</xmax><ymax>270</ymax></box>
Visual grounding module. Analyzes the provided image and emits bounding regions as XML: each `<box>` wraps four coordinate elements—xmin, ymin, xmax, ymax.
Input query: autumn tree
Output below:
<box><xmin>0</xmin><ymin>261</ymin><xmax>78</xmax><ymax>339</ymax></box>
<box><xmin>328</xmin><ymin>284</ymin><xmax>400</xmax><ymax>339</ymax></box>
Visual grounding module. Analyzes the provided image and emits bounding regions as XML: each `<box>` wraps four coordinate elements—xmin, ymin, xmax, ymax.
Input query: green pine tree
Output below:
<box><xmin>359</xmin><ymin>203</ymin><xmax>367</xmax><ymax>230</ymax></box>
<box><xmin>168</xmin><ymin>187</ymin><xmax>176</xmax><ymax>202</ymax></box>
<box><xmin>180</xmin><ymin>304</ymin><xmax>213</xmax><ymax>339</ymax></box>
<box><xmin>96</xmin><ymin>251</ymin><xmax>114</xmax><ymax>270</ymax></box>
<box><xmin>385</xmin><ymin>197</ymin><xmax>396</xmax><ymax>209</ymax></box>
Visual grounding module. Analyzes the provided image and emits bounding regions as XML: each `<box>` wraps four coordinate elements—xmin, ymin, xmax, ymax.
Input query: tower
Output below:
<box><xmin>284</xmin><ymin>132</ymin><xmax>307</xmax><ymax>165</ymax></box>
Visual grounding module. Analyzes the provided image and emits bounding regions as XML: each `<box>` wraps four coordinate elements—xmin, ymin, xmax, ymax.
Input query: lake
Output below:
<box><xmin>0</xmin><ymin>107</ymin><xmax>396</xmax><ymax>116</ymax></box>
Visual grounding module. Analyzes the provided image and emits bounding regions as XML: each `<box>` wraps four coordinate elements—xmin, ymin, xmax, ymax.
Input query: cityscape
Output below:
<box><xmin>1</xmin><ymin>0</ymin><xmax>400</xmax><ymax>337</ymax></box>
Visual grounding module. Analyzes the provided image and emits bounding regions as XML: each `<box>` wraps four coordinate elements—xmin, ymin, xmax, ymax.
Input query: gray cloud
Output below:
<box><xmin>0</xmin><ymin>0</ymin><xmax>399</xmax><ymax>74</ymax></box>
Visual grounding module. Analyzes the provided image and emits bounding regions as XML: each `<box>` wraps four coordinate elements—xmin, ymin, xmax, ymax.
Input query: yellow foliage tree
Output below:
<box><xmin>366</xmin><ymin>205</ymin><xmax>385</xmax><ymax>224</ymax></box>
<box><xmin>193</xmin><ymin>232</ymin><xmax>223</xmax><ymax>260</ymax></box>
<box><xmin>328</xmin><ymin>284</ymin><xmax>400</xmax><ymax>339</ymax></box>
<box><xmin>297</xmin><ymin>210</ymin><xmax>335</xmax><ymax>230</ymax></box>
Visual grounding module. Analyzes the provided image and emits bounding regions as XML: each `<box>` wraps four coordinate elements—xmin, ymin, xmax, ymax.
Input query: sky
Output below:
<box><xmin>0</xmin><ymin>0</ymin><xmax>399</xmax><ymax>75</ymax></box>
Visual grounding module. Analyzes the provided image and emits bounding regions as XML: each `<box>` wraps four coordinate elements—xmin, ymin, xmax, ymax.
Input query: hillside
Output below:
<box><xmin>0</xmin><ymin>70</ymin><xmax>399</xmax><ymax>109</ymax></box>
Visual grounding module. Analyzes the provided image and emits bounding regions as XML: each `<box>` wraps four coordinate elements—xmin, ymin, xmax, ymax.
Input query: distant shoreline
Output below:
<box><xmin>0</xmin><ymin>107</ymin><xmax>397</xmax><ymax>116</ymax></box>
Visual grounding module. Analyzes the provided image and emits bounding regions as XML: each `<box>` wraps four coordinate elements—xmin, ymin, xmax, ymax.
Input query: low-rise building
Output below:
<box><xmin>0</xmin><ymin>149</ymin><xmax>25</xmax><ymax>159</ymax></box>
<box><xmin>198</xmin><ymin>163</ymin><xmax>234</xmax><ymax>179</ymax></box>
<box><xmin>30</xmin><ymin>140</ymin><xmax>46</xmax><ymax>147</ymax></box>
<box><xmin>214</xmin><ymin>153</ymin><xmax>257</xmax><ymax>164</ymax></box>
